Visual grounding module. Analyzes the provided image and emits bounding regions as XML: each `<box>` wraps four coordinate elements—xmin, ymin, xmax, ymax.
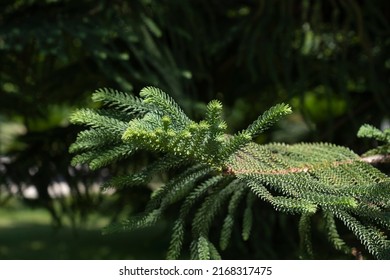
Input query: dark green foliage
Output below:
<box><xmin>299</xmin><ymin>213</ymin><xmax>314</xmax><ymax>259</ymax></box>
<box><xmin>242</xmin><ymin>193</ymin><xmax>255</xmax><ymax>241</ymax></box>
<box><xmin>70</xmin><ymin>87</ymin><xmax>390</xmax><ymax>259</ymax></box>
<box><xmin>2</xmin><ymin>0</ymin><xmax>390</xmax><ymax>233</ymax></box>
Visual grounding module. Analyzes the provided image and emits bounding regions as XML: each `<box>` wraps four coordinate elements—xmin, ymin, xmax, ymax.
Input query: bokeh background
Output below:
<box><xmin>0</xmin><ymin>0</ymin><xmax>389</xmax><ymax>259</ymax></box>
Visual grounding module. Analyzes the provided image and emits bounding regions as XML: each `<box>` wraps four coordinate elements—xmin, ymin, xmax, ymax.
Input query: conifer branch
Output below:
<box><xmin>361</xmin><ymin>154</ymin><xmax>390</xmax><ymax>164</ymax></box>
<box><xmin>70</xmin><ymin>86</ymin><xmax>390</xmax><ymax>259</ymax></box>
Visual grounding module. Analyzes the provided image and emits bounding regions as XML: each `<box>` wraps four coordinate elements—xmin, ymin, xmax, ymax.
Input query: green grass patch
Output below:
<box><xmin>0</xmin><ymin>205</ymin><xmax>170</xmax><ymax>259</ymax></box>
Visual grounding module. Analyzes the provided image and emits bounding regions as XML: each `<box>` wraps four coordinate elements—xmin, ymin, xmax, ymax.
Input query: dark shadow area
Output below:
<box><xmin>0</xmin><ymin>222</ymin><xmax>169</xmax><ymax>260</ymax></box>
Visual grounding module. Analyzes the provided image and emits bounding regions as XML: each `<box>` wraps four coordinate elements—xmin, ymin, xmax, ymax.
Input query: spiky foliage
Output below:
<box><xmin>70</xmin><ymin>87</ymin><xmax>390</xmax><ymax>259</ymax></box>
<box><xmin>358</xmin><ymin>124</ymin><xmax>390</xmax><ymax>157</ymax></box>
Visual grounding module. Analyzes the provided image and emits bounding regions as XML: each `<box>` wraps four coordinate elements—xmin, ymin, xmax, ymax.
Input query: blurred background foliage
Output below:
<box><xmin>0</xmin><ymin>0</ymin><xmax>389</xmax><ymax>259</ymax></box>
